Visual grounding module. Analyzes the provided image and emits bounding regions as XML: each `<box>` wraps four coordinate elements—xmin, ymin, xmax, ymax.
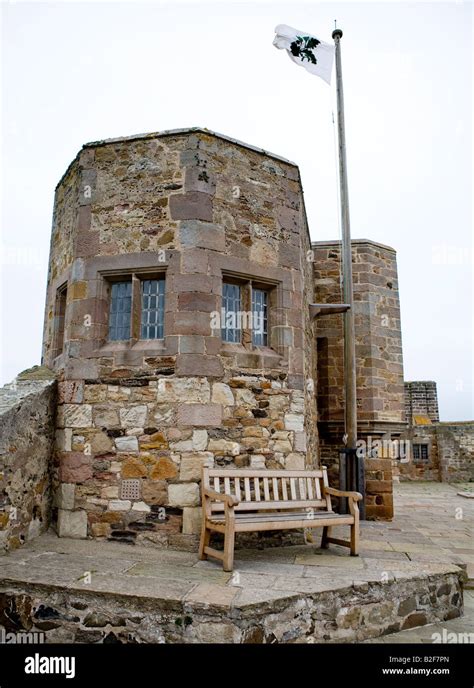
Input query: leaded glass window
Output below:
<box><xmin>108</xmin><ymin>281</ymin><xmax>132</xmax><ymax>340</ymax></box>
<box><xmin>222</xmin><ymin>282</ymin><xmax>241</xmax><ymax>343</ymax></box>
<box><xmin>141</xmin><ymin>279</ymin><xmax>165</xmax><ymax>339</ymax></box>
<box><xmin>252</xmin><ymin>288</ymin><xmax>268</xmax><ymax>346</ymax></box>
<box><xmin>413</xmin><ymin>443</ymin><xmax>429</xmax><ymax>463</ymax></box>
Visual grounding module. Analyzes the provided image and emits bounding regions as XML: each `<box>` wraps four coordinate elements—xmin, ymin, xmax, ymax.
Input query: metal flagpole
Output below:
<box><xmin>332</xmin><ymin>27</ymin><xmax>365</xmax><ymax>518</ymax></box>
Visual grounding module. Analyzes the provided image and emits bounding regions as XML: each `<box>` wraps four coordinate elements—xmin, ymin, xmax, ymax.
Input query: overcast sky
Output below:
<box><xmin>1</xmin><ymin>0</ymin><xmax>472</xmax><ymax>421</ymax></box>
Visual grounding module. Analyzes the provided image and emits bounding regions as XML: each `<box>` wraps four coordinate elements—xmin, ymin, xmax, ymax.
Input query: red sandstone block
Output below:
<box><xmin>181</xmin><ymin>248</ymin><xmax>209</xmax><ymax>275</ymax></box>
<box><xmin>170</xmin><ymin>311</ymin><xmax>212</xmax><ymax>336</ymax></box>
<box><xmin>169</xmin><ymin>192</ymin><xmax>213</xmax><ymax>222</ymax></box>
<box><xmin>178</xmin><ymin>292</ymin><xmax>217</xmax><ymax>312</ymax></box>
<box><xmin>59</xmin><ymin>453</ymin><xmax>92</xmax><ymax>483</ymax></box>
<box><xmin>58</xmin><ymin>381</ymin><xmax>84</xmax><ymax>404</ymax></box>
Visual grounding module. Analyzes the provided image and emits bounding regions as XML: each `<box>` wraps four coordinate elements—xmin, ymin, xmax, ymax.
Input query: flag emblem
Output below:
<box><xmin>273</xmin><ymin>24</ymin><xmax>335</xmax><ymax>84</ymax></box>
<box><xmin>290</xmin><ymin>36</ymin><xmax>320</xmax><ymax>64</ymax></box>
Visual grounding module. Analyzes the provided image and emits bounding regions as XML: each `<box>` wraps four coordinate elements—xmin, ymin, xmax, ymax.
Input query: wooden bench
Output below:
<box><xmin>199</xmin><ymin>467</ymin><xmax>362</xmax><ymax>571</ymax></box>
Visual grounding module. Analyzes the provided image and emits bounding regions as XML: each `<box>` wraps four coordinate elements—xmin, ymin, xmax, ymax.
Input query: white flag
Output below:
<box><xmin>273</xmin><ymin>24</ymin><xmax>335</xmax><ymax>84</ymax></box>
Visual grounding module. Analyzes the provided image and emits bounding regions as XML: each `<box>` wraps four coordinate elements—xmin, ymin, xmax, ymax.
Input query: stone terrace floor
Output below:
<box><xmin>0</xmin><ymin>482</ymin><xmax>472</xmax><ymax>642</ymax></box>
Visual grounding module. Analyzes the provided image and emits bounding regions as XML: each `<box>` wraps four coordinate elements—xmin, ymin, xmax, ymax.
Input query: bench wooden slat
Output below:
<box><xmin>281</xmin><ymin>477</ymin><xmax>288</xmax><ymax>501</ymax></box>
<box><xmin>244</xmin><ymin>477</ymin><xmax>251</xmax><ymax>501</ymax></box>
<box><xmin>214</xmin><ymin>477</ymin><xmax>220</xmax><ymax>492</ymax></box>
<box><xmin>298</xmin><ymin>478</ymin><xmax>306</xmax><ymax>500</ymax></box>
<box><xmin>314</xmin><ymin>478</ymin><xmax>321</xmax><ymax>500</ymax></box>
<box><xmin>290</xmin><ymin>478</ymin><xmax>297</xmax><ymax>500</ymax></box>
<box><xmin>272</xmin><ymin>477</ymin><xmax>279</xmax><ymax>500</ymax></box>
<box><xmin>254</xmin><ymin>477</ymin><xmax>260</xmax><ymax>501</ymax></box>
<box><xmin>234</xmin><ymin>477</ymin><xmax>241</xmax><ymax>501</ymax></box>
<box><xmin>210</xmin><ymin>499</ymin><xmax>327</xmax><ymax>512</ymax></box>
<box><xmin>224</xmin><ymin>477</ymin><xmax>231</xmax><ymax>496</ymax></box>
<box><xmin>210</xmin><ymin>510</ymin><xmax>342</xmax><ymax>523</ymax></box>
<box><xmin>307</xmin><ymin>478</ymin><xmax>314</xmax><ymax>500</ymax></box>
<box><xmin>263</xmin><ymin>477</ymin><xmax>270</xmax><ymax>501</ymax></box>
<box><xmin>207</xmin><ymin>469</ymin><xmax>324</xmax><ymax>478</ymax></box>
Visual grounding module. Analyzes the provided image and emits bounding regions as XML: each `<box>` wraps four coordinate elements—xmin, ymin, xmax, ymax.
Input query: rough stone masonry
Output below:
<box><xmin>37</xmin><ymin>127</ymin><xmax>407</xmax><ymax>547</ymax></box>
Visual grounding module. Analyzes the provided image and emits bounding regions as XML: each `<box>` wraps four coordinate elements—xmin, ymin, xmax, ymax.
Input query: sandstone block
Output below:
<box><xmin>57</xmin><ymin>509</ymin><xmax>87</xmax><ymax>539</ymax></box>
<box><xmin>192</xmin><ymin>429</ymin><xmax>208</xmax><ymax>451</ymax></box>
<box><xmin>115</xmin><ymin>436</ymin><xmax>139</xmax><ymax>452</ymax></box>
<box><xmin>177</xmin><ymin>403</ymin><xmax>222</xmax><ymax>427</ymax></box>
<box><xmin>119</xmin><ymin>405</ymin><xmax>147</xmax><ymax>428</ymax></box>
<box><xmin>168</xmin><ymin>483</ymin><xmax>200</xmax><ymax>507</ymax></box>
<box><xmin>211</xmin><ymin>383</ymin><xmax>235</xmax><ymax>406</ymax></box>
<box><xmin>59</xmin><ymin>404</ymin><xmax>93</xmax><ymax>428</ymax></box>
<box><xmin>208</xmin><ymin>439</ymin><xmax>240</xmax><ymax>456</ymax></box>
<box><xmin>182</xmin><ymin>507</ymin><xmax>202</xmax><ymax>535</ymax></box>
<box><xmin>108</xmin><ymin>500</ymin><xmax>131</xmax><ymax>511</ymax></box>
<box><xmin>180</xmin><ymin>452</ymin><xmax>214</xmax><ymax>480</ymax></box>
<box><xmin>55</xmin><ymin>483</ymin><xmax>75</xmax><ymax>510</ymax></box>
<box><xmin>284</xmin><ymin>413</ymin><xmax>304</xmax><ymax>431</ymax></box>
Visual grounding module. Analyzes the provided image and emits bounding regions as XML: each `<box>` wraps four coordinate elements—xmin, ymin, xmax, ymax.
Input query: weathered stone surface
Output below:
<box><xmin>108</xmin><ymin>500</ymin><xmax>131</xmax><ymax>512</ymax></box>
<box><xmin>168</xmin><ymin>483</ymin><xmax>200</xmax><ymax>507</ymax></box>
<box><xmin>211</xmin><ymin>383</ymin><xmax>235</xmax><ymax>406</ymax></box>
<box><xmin>177</xmin><ymin>404</ymin><xmax>222</xmax><ymax>427</ymax></box>
<box><xmin>57</xmin><ymin>509</ymin><xmax>87</xmax><ymax>538</ymax></box>
<box><xmin>208</xmin><ymin>439</ymin><xmax>240</xmax><ymax>456</ymax></box>
<box><xmin>59</xmin><ymin>454</ymin><xmax>92</xmax><ymax>483</ymax></box>
<box><xmin>149</xmin><ymin>458</ymin><xmax>178</xmax><ymax>481</ymax></box>
<box><xmin>179</xmin><ymin>452</ymin><xmax>214</xmax><ymax>480</ymax></box>
<box><xmin>55</xmin><ymin>484</ymin><xmax>75</xmax><ymax>510</ymax></box>
<box><xmin>59</xmin><ymin>404</ymin><xmax>93</xmax><ymax>428</ymax></box>
<box><xmin>182</xmin><ymin>507</ymin><xmax>202</xmax><ymax>535</ymax></box>
<box><xmin>115</xmin><ymin>436</ymin><xmax>139</xmax><ymax>452</ymax></box>
<box><xmin>122</xmin><ymin>458</ymin><xmax>147</xmax><ymax>479</ymax></box>
<box><xmin>119</xmin><ymin>406</ymin><xmax>147</xmax><ymax>428</ymax></box>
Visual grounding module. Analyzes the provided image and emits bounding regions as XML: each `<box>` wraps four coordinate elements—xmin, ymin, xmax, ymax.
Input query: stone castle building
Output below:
<box><xmin>1</xmin><ymin>128</ymin><xmax>411</xmax><ymax>553</ymax></box>
<box><xmin>398</xmin><ymin>381</ymin><xmax>474</xmax><ymax>483</ymax></box>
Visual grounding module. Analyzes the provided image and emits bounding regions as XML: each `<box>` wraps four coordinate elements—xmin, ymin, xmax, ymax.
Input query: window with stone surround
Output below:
<box><xmin>412</xmin><ymin>443</ymin><xmax>429</xmax><ymax>463</ymax></box>
<box><xmin>222</xmin><ymin>277</ymin><xmax>272</xmax><ymax>348</ymax></box>
<box><xmin>53</xmin><ymin>282</ymin><xmax>68</xmax><ymax>356</ymax></box>
<box><xmin>107</xmin><ymin>274</ymin><xmax>165</xmax><ymax>342</ymax></box>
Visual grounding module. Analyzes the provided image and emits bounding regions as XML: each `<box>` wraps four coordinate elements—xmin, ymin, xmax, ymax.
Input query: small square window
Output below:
<box><xmin>108</xmin><ymin>281</ymin><xmax>132</xmax><ymax>340</ymax></box>
<box><xmin>413</xmin><ymin>443</ymin><xmax>429</xmax><ymax>463</ymax></box>
<box><xmin>222</xmin><ymin>282</ymin><xmax>241</xmax><ymax>343</ymax></box>
<box><xmin>141</xmin><ymin>279</ymin><xmax>165</xmax><ymax>339</ymax></box>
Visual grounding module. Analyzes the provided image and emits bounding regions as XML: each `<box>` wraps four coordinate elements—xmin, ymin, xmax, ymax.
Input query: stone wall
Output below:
<box><xmin>0</xmin><ymin>568</ymin><xmax>462</xmax><ymax>643</ymax></box>
<box><xmin>405</xmin><ymin>381</ymin><xmax>439</xmax><ymax>423</ymax></box>
<box><xmin>312</xmin><ymin>239</ymin><xmax>406</xmax><ymax>519</ymax></box>
<box><xmin>42</xmin><ymin>129</ymin><xmax>318</xmax><ymax>544</ymax></box>
<box><xmin>0</xmin><ymin>368</ymin><xmax>56</xmax><ymax>554</ymax></box>
<box><xmin>398</xmin><ymin>422</ymin><xmax>474</xmax><ymax>483</ymax></box>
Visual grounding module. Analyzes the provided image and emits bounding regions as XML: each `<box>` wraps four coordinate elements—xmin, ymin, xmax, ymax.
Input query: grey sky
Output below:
<box><xmin>1</xmin><ymin>0</ymin><xmax>472</xmax><ymax>420</ymax></box>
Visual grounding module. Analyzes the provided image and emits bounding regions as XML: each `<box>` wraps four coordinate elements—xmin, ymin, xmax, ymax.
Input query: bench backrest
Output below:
<box><xmin>202</xmin><ymin>467</ymin><xmax>332</xmax><ymax>513</ymax></box>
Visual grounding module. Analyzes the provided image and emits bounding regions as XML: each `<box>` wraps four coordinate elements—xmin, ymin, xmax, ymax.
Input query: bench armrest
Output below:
<box><xmin>325</xmin><ymin>487</ymin><xmax>363</xmax><ymax>501</ymax></box>
<box><xmin>203</xmin><ymin>487</ymin><xmax>240</xmax><ymax>507</ymax></box>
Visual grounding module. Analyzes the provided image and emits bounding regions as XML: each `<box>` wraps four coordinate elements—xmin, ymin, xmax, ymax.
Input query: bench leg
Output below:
<box><xmin>321</xmin><ymin>526</ymin><xmax>331</xmax><ymax>549</ymax></box>
<box><xmin>223</xmin><ymin>526</ymin><xmax>235</xmax><ymax>572</ymax></box>
<box><xmin>350</xmin><ymin>520</ymin><xmax>359</xmax><ymax>556</ymax></box>
<box><xmin>199</xmin><ymin>522</ymin><xmax>211</xmax><ymax>560</ymax></box>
